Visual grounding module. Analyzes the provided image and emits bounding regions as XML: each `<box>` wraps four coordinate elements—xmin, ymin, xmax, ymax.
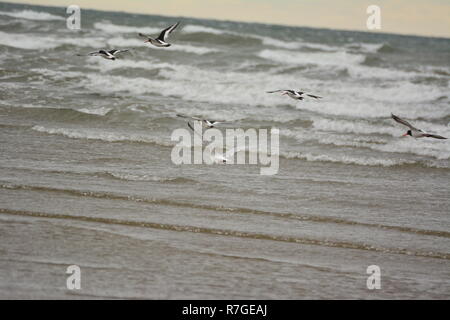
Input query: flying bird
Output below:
<box><xmin>391</xmin><ymin>113</ymin><xmax>447</xmax><ymax>139</ymax></box>
<box><xmin>267</xmin><ymin>90</ymin><xmax>322</xmax><ymax>101</ymax></box>
<box><xmin>177</xmin><ymin>114</ymin><xmax>228</xmax><ymax>129</ymax></box>
<box><xmin>210</xmin><ymin>146</ymin><xmax>242</xmax><ymax>164</ymax></box>
<box><xmin>76</xmin><ymin>49</ymin><xmax>130</xmax><ymax>60</ymax></box>
<box><xmin>138</xmin><ymin>22</ymin><xmax>180</xmax><ymax>47</ymax></box>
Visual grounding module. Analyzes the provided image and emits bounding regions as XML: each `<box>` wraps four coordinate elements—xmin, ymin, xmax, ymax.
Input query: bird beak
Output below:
<box><xmin>401</xmin><ymin>132</ymin><xmax>408</xmax><ymax>137</ymax></box>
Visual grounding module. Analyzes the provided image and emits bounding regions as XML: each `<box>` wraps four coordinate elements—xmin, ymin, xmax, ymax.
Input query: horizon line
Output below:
<box><xmin>3</xmin><ymin>0</ymin><xmax>450</xmax><ymax>40</ymax></box>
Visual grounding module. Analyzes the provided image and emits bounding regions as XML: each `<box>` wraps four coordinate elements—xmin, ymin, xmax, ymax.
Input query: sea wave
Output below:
<box><xmin>31</xmin><ymin>125</ymin><xmax>173</xmax><ymax>146</ymax></box>
<box><xmin>371</xmin><ymin>139</ymin><xmax>450</xmax><ymax>160</ymax></box>
<box><xmin>0</xmin><ymin>31</ymin><xmax>58</xmax><ymax>50</ymax></box>
<box><xmin>345</xmin><ymin>42</ymin><xmax>385</xmax><ymax>53</ymax></box>
<box><xmin>94</xmin><ymin>22</ymin><xmax>160</xmax><ymax>35</ymax></box>
<box><xmin>0</xmin><ymin>9</ymin><xmax>64</xmax><ymax>21</ymax></box>
<box><xmin>281</xmin><ymin>151</ymin><xmax>416</xmax><ymax>167</ymax></box>
<box><xmin>6</xmin><ymin>104</ymin><xmax>112</xmax><ymax>121</ymax></box>
<box><xmin>87</xmin><ymin>58</ymin><xmax>174</xmax><ymax>73</ymax></box>
<box><xmin>259</xmin><ymin>37</ymin><xmax>301</xmax><ymax>50</ymax></box>
<box><xmin>311</xmin><ymin>117</ymin><xmax>450</xmax><ymax>139</ymax></box>
<box><xmin>77</xmin><ymin>107</ymin><xmax>112</xmax><ymax>116</ymax></box>
<box><xmin>285</xmin><ymin>121</ymin><xmax>450</xmax><ymax>160</ymax></box>
<box><xmin>312</xmin><ymin>118</ymin><xmax>399</xmax><ymax>136</ymax></box>
<box><xmin>0</xmin><ymin>31</ymin><xmax>104</xmax><ymax>50</ymax></box>
<box><xmin>100</xmin><ymin>21</ymin><xmax>302</xmax><ymax>51</ymax></box>
<box><xmin>257</xmin><ymin>48</ymin><xmax>428</xmax><ymax>81</ymax></box>
<box><xmin>182</xmin><ymin>24</ymin><xmax>227</xmax><ymax>35</ymax></box>
<box><xmin>258</xmin><ymin>49</ymin><xmax>365</xmax><ymax>67</ymax></box>
<box><xmin>2</xmin><ymin>207</ymin><xmax>449</xmax><ymax>259</ymax></box>
<box><xmin>183</xmin><ymin>24</ymin><xmax>304</xmax><ymax>50</ymax></box>
<box><xmin>105</xmin><ymin>37</ymin><xmax>219</xmax><ymax>54</ymax></box>
<box><xmin>103</xmin><ymin>172</ymin><xmax>196</xmax><ymax>183</ymax></box>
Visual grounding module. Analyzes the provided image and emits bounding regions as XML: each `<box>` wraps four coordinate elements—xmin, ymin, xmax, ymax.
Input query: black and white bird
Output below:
<box><xmin>391</xmin><ymin>113</ymin><xmax>447</xmax><ymax>139</ymax></box>
<box><xmin>267</xmin><ymin>89</ymin><xmax>322</xmax><ymax>101</ymax></box>
<box><xmin>177</xmin><ymin>114</ymin><xmax>228</xmax><ymax>129</ymax></box>
<box><xmin>138</xmin><ymin>22</ymin><xmax>180</xmax><ymax>47</ymax></box>
<box><xmin>77</xmin><ymin>49</ymin><xmax>130</xmax><ymax>60</ymax></box>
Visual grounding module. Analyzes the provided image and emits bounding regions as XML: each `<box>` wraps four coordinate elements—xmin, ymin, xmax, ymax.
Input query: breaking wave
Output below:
<box><xmin>282</xmin><ymin>151</ymin><xmax>416</xmax><ymax>167</ymax></box>
<box><xmin>0</xmin><ymin>9</ymin><xmax>64</xmax><ymax>21</ymax></box>
<box><xmin>31</xmin><ymin>125</ymin><xmax>173</xmax><ymax>147</ymax></box>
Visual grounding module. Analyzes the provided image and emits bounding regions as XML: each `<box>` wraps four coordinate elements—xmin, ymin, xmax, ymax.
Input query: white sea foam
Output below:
<box><xmin>182</xmin><ymin>24</ymin><xmax>227</xmax><ymax>35</ymax></box>
<box><xmin>32</xmin><ymin>125</ymin><xmax>173</xmax><ymax>146</ymax></box>
<box><xmin>94</xmin><ymin>22</ymin><xmax>160</xmax><ymax>35</ymax></box>
<box><xmin>59</xmin><ymin>37</ymin><xmax>106</xmax><ymax>48</ymax></box>
<box><xmin>106</xmin><ymin>37</ymin><xmax>146</xmax><ymax>48</ymax></box>
<box><xmin>371</xmin><ymin>139</ymin><xmax>450</xmax><ymax>160</ymax></box>
<box><xmin>0</xmin><ymin>31</ymin><xmax>58</xmax><ymax>50</ymax></box>
<box><xmin>77</xmin><ymin>107</ymin><xmax>112</xmax><ymax>116</ymax></box>
<box><xmin>312</xmin><ymin>118</ymin><xmax>399</xmax><ymax>136</ymax></box>
<box><xmin>170</xmin><ymin>43</ymin><xmax>219</xmax><ymax>55</ymax></box>
<box><xmin>81</xmin><ymin>67</ymin><xmax>274</xmax><ymax>107</ymax></box>
<box><xmin>106</xmin><ymin>172</ymin><xmax>188</xmax><ymax>182</ymax></box>
<box><xmin>312</xmin><ymin>117</ymin><xmax>449</xmax><ymax>136</ymax></box>
<box><xmin>87</xmin><ymin>58</ymin><xmax>173</xmax><ymax>72</ymax></box>
<box><xmin>31</xmin><ymin>69</ymin><xmax>85</xmax><ymax>81</ymax></box>
<box><xmin>258</xmin><ymin>49</ymin><xmax>365</xmax><ymax>67</ymax></box>
<box><xmin>18</xmin><ymin>104</ymin><xmax>112</xmax><ymax>117</ymax></box>
<box><xmin>0</xmin><ymin>10</ymin><xmax>64</xmax><ymax>21</ymax></box>
<box><xmin>82</xmin><ymin>54</ymin><xmax>449</xmax><ymax>122</ymax></box>
<box><xmin>286</xmin><ymin>120</ymin><xmax>450</xmax><ymax>160</ymax></box>
<box><xmin>345</xmin><ymin>43</ymin><xmax>384</xmax><ymax>53</ymax></box>
<box><xmin>300</xmin><ymin>42</ymin><xmax>340</xmax><ymax>52</ymax></box>
<box><xmin>105</xmin><ymin>37</ymin><xmax>219</xmax><ymax>54</ymax></box>
<box><xmin>259</xmin><ymin>37</ymin><xmax>301</xmax><ymax>50</ymax></box>
<box><xmin>282</xmin><ymin>151</ymin><xmax>415</xmax><ymax>167</ymax></box>
<box><xmin>0</xmin><ymin>31</ymin><xmax>104</xmax><ymax>50</ymax></box>
<box><xmin>257</xmin><ymin>48</ymin><xmax>430</xmax><ymax>81</ymax></box>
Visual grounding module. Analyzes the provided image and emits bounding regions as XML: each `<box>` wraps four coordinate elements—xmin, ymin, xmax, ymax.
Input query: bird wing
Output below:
<box><xmin>177</xmin><ymin>114</ymin><xmax>204</xmax><ymax>121</ymax></box>
<box><xmin>83</xmin><ymin>51</ymin><xmax>101</xmax><ymax>56</ymax></box>
<box><xmin>138</xmin><ymin>33</ymin><xmax>151</xmax><ymax>39</ymax></box>
<box><xmin>108</xmin><ymin>49</ymin><xmax>130</xmax><ymax>55</ymax></box>
<box><xmin>187</xmin><ymin>121</ymin><xmax>203</xmax><ymax>139</ymax></box>
<box><xmin>157</xmin><ymin>22</ymin><xmax>180</xmax><ymax>42</ymax></box>
<box><xmin>391</xmin><ymin>113</ymin><xmax>419</xmax><ymax>131</ymax></box>
<box><xmin>306</xmin><ymin>94</ymin><xmax>322</xmax><ymax>99</ymax></box>
<box><xmin>210</xmin><ymin>120</ymin><xmax>230</xmax><ymax>125</ymax></box>
<box><xmin>423</xmin><ymin>133</ymin><xmax>447</xmax><ymax>139</ymax></box>
<box><xmin>267</xmin><ymin>90</ymin><xmax>293</xmax><ymax>94</ymax></box>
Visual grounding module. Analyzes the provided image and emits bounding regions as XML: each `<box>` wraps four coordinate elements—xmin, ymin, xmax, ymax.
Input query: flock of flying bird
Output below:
<box><xmin>77</xmin><ymin>21</ymin><xmax>448</xmax><ymax>141</ymax></box>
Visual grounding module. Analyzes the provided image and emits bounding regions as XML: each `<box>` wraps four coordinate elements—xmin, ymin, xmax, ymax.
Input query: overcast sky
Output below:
<box><xmin>7</xmin><ymin>0</ymin><xmax>450</xmax><ymax>38</ymax></box>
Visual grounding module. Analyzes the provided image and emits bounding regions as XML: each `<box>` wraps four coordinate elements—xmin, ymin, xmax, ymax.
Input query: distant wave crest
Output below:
<box><xmin>0</xmin><ymin>9</ymin><xmax>64</xmax><ymax>21</ymax></box>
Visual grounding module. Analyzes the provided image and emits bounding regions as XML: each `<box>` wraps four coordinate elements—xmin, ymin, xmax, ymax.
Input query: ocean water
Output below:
<box><xmin>0</xmin><ymin>2</ymin><xmax>449</xmax><ymax>299</ymax></box>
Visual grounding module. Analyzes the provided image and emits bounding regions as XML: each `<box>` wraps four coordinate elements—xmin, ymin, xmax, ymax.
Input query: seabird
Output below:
<box><xmin>77</xmin><ymin>49</ymin><xmax>130</xmax><ymax>60</ymax></box>
<box><xmin>391</xmin><ymin>113</ymin><xmax>447</xmax><ymax>139</ymax></box>
<box><xmin>138</xmin><ymin>22</ymin><xmax>180</xmax><ymax>47</ymax></box>
<box><xmin>267</xmin><ymin>89</ymin><xmax>322</xmax><ymax>101</ymax></box>
<box><xmin>177</xmin><ymin>114</ymin><xmax>228</xmax><ymax>129</ymax></box>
